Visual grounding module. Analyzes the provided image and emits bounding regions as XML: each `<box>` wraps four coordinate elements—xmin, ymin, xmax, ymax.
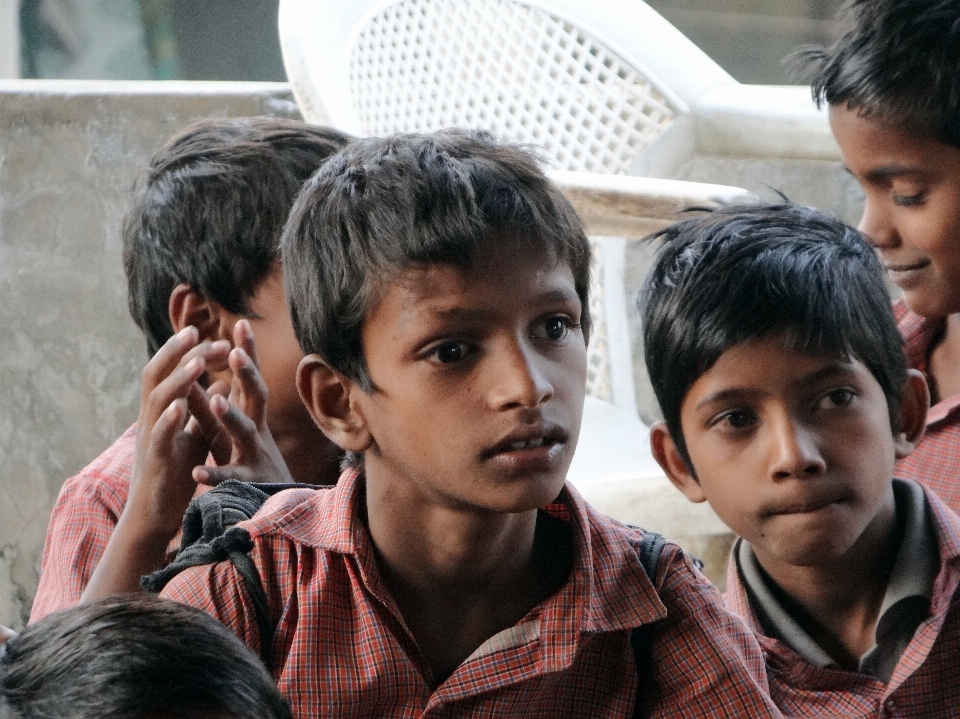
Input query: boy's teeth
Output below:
<box><xmin>509</xmin><ymin>438</ymin><xmax>546</xmax><ymax>450</ymax></box>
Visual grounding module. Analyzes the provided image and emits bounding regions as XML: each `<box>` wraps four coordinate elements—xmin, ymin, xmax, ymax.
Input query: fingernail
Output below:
<box><xmin>194</xmin><ymin>468</ymin><xmax>208</xmax><ymax>482</ymax></box>
<box><xmin>211</xmin><ymin>394</ymin><xmax>228</xmax><ymax>413</ymax></box>
<box><xmin>186</xmin><ymin>357</ymin><xmax>203</xmax><ymax>373</ymax></box>
<box><xmin>176</xmin><ymin>326</ymin><xmax>195</xmax><ymax>343</ymax></box>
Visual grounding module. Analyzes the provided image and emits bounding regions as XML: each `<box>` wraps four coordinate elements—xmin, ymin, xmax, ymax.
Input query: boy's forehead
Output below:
<box><xmin>366</xmin><ymin>245</ymin><xmax>577</xmax><ymax>324</ymax></box>
<box><xmin>830</xmin><ymin>104</ymin><xmax>946</xmax><ymax>170</ymax></box>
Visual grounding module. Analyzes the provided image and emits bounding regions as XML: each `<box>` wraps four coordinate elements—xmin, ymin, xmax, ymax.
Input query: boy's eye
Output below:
<box><xmin>817</xmin><ymin>388</ymin><xmax>855</xmax><ymax>409</ymax></box>
<box><xmin>713</xmin><ymin>410</ymin><xmax>756</xmax><ymax>431</ymax></box>
<box><xmin>430</xmin><ymin>341</ymin><xmax>470</xmax><ymax>364</ymax></box>
<box><xmin>723</xmin><ymin>411</ymin><xmax>754</xmax><ymax>429</ymax></box>
<box><xmin>535</xmin><ymin>316</ymin><xmax>577</xmax><ymax>342</ymax></box>
<box><xmin>893</xmin><ymin>191</ymin><xmax>924</xmax><ymax>207</ymax></box>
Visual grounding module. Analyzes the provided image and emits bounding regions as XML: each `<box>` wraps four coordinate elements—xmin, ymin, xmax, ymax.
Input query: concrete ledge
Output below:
<box><xmin>0</xmin><ymin>80</ymin><xmax>302</xmax><ymax>628</ymax></box>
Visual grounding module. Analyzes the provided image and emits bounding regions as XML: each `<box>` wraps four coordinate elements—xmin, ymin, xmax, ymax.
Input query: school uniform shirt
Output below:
<box><xmin>725</xmin><ymin>479</ymin><xmax>960</xmax><ymax>718</ymax></box>
<box><xmin>31</xmin><ymin>425</ymin><xmax>200</xmax><ymax>621</ymax></box>
<box><xmin>161</xmin><ymin>467</ymin><xmax>782</xmax><ymax>719</ymax></box>
<box><xmin>894</xmin><ymin>300</ymin><xmax>960</xmax><ymax>512</ymax></box>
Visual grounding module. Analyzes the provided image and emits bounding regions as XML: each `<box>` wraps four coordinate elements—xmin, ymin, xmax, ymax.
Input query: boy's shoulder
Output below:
<box><xmin>57</xmin><ymin>424</ymin><xmax>138</xmax><ymax>506</ymax></box>
<box><xmin>726</xmin><ymin>479</ymin><xmax>960</xmax><ymax>715</ymax></box>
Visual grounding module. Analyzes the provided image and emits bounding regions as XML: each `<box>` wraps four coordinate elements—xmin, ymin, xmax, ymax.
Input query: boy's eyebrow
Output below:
<box><xmin>845</xmin><ymin>163</ymin><xmax>928</xmax><ymax>181</ymax></box>
<box><xmin>423</xmin><ymin>287</ymin><xmax>580</xmax><ymax>319</ymax></box>
<box><xmin>693</xmin><ymin>360</ymin><xmax>856</xmax><ymax>411</ymax></box>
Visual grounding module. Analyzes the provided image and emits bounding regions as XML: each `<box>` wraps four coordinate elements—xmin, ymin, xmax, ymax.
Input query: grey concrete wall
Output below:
<box><xmin>0</xmin><ymin>80</ymin><xmax>306</xmax><ymax>628</ymax></box>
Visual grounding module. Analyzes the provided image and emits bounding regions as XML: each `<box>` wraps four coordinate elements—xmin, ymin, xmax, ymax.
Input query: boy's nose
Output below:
<box><xmin>858</xmin><ymin>199</ymin><xmax>897</xmax><ymax>250</ymax></box>
<box><xmin>490</xmin><ymin>342</ymin><xmax>554</xmax><ymax>410</ymax></box>
<box><xmin>768</xmin><ymin>416</ymin><xmax>826</xmax><ymax>480</ymax></box>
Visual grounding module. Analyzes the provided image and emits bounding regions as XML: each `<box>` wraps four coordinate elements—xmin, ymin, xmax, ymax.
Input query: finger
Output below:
<box><xmin>140</xmin><ymin>326</ymin><xmax>200</xmax><ymax>403</ymax></box>
<box><xmin>229</xmin><ymin>346</ymin><xmax>269</xmax><ymax>424</ymax></box>
<box><xmin>185</xmin><ymin>382</ymin><xmax>228</xmax><ymax>453</ymax></box>
<box><xmin>210</xmin><ymin>393</ymin><xmax>260</xmax><ymax>454</ymax></box>
<box><xmin>208</xmin><ymin>379</ymin><xmax>230</xmax><ymax>397</ymax></box>
<box><xmin>233</xmin><ymin>319</ymin><xmax>260</xmax><ymax>368</ymax></box>
<box><xmin>193</xmin><ymin>464</ymin><xmax>258</xmax><ymax>487</ymax></box>
<box><xmin>141</xmin><ymin>355</ymin><xmax>207</xmax><ymax>432</ymax></box>
<box><xmin>148</xmin><ymin>397</ymin><xmax>189</xmax><ymax>453</ymax></box>
<box><xmin>178</xmin><ymin>338</ymin><xmax>232</xmax><ymax>376</ymax></box>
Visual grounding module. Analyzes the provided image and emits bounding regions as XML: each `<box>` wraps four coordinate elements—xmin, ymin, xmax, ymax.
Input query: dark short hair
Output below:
<box><xmin>638</xmin><ymin>202</ymin><xmax>907</xmax><ymax>466</ymax></box>
<box><xmin>797</xmin><ymin>0</ymin><xmax>960</xmax><ymax>148</ymax></box>
<box><xmin>0</xmin><ymin>595</ymin><xmax>291</xmax><ymax>719</ymax></box>
<box><xmin>282</xmin><ymin>129</ymin><xmax>592</xmax><ymax>390</ymax></box>
<box><xmin>124</xmin><ymin>117</ymin><xmax>353</xmax><ymax>356</ymax></box>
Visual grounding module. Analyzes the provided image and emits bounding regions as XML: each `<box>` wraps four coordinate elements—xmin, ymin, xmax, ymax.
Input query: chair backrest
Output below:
<box><xmin>279</xmin><ymin>0</ymin><xmax>733</xmax><ymax>172</ymax></box>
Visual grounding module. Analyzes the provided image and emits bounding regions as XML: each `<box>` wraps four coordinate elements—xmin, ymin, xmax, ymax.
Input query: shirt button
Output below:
<box><xmin>884</xmin><ymin>698</ymin><xmax>896</xmax><ymax>716</ymax></box>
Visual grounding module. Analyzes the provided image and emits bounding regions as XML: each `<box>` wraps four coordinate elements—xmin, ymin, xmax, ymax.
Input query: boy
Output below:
<box><xmin>160</xmin><ymin>131</ymin><xmax>782</xmax><ymax>717</ymax></box>
<box><xmin>1</xmin><ymin>595</ymin><xmax>291</xmax><ymax>719</ymax></box>
<box><xmin>642</xmin><ymin>202</ymin><xmax>960</xmax><ymax>715</ymax></box>
<box><xmin>30</xmin><ymin>118</ymin><xmax>352</xmax><ymax>619</ymax></box>
<box><xmin>802</xmin><ymin>0</ymin><xmax>960</xmax><ymax>510</ymax></box>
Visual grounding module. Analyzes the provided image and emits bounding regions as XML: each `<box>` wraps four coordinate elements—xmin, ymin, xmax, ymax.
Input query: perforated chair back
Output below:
<box><xmin>350</xmin><ymin>1</ymin><xmax>677</xmax><ymax>174</ymax></box>
<box><xmin>280</xmin><ymin>0</ymin><xmax>732</xmax><ymax>171</ymax></box>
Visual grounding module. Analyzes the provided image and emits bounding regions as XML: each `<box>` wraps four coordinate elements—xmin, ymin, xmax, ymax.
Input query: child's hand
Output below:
<box><xmin>193</xmin><ymin>320</ymin><xmax>296</xmax><ymax>487</ymax></box>
<box><xmin>82</xmin><ymin>327</ymin><xmax>231</xmax><ymax>601</ymax></box>
<box><xmin>126</xmin><ymin>326</ymin><xmax>232</xmax><ymax>543</ymax></box>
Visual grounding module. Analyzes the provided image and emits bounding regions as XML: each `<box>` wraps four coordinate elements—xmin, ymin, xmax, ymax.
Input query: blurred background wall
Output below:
<box><xmin>6</xmin><ymin>0</ymin><xmax>842</xmax><ymax>84</ymax></box>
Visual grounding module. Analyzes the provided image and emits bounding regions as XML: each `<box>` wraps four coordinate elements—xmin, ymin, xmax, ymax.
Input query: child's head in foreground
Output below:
<box><xmin>801</xmin><ymin>0</ymin><xmax>960</xmax><ymax>321</ymax></box>
<box><xmin>282</xmin><ymin>129</ymin><xmax>592</xmax><ymax>508</ymax></box>
<box><xmin>0</xmin><ymin>595</ymin><xmax>291</xmax><ymax>719</ymax></box>
<box><xmin>639</xmin><ymin>202</ymin><xmax>928</xmax><ymax>567</ymax></box>
<box><xmin>123</xmin><ymin>117</ymin><xmax>352</xmax><ymax>454</ymax></box>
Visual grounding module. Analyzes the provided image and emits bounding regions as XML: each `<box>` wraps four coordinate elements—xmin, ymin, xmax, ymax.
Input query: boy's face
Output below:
<box><xmin>347</xmin><ymin>237</ymin><xmax>587</xmax><ymax>513</ymax></box>
<box><xmin>654</xmin><ymin>335</ymin><xmax>922</xmax><ymax>573</ymax></box>
<box><xmin>830</xmin><ymin>105</ymin><xmax>960</xmax><ymax>319</ymax></box>
<box><xmin>239</xmin><ymin>268</ymin><xmax>315</xmax><ymax>435</ymax></box>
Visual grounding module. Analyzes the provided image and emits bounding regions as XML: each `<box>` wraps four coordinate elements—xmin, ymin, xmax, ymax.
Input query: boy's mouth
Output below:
<box><xmin>481</xmin><ymin>424</ymin><xmax>568</xmax><ymax>462</ymax></box>
<box><xmin>761</xmin><ymin>492</ymin><xmax>848</xmax><ymax>518</ymax></box>
<box><xmin>884</xmin><ymin>258</ymin><xmax>931</xmax><ymax>284</ymax></box>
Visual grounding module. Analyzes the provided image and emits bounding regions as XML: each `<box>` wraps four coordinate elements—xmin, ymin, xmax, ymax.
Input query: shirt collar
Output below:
<box><xmin>274</xmin><ymin>468</ymin><xmax>666</xmax><ymax>654</ymax></box>
<box><xmin>734</xmin><ymin>478</ymin><xmax>938</xmax><ymax>675</ymax></box>
<box><xmin>894</xmin><ymin>299</ymin><xmax>960</xmax><ymax>426</ymax></box>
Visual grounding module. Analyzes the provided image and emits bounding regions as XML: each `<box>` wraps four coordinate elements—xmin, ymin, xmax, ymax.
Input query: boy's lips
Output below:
<box><xmin>761</xmin><ymin>491</ymin><xmax>848</xmax><ymax>518</ymax></box>
<box><xmin>481</xmin><ymin>423</ymin><xmax>569</xmax><ymax>469</ymax></box>
<box><xmin>884</xmin><ymin>258</ymin><xmax>931</xmax><ymax>286</ymax></box>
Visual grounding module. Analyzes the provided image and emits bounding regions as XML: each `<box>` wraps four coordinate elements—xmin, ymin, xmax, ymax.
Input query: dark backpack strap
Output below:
<box><xmin>141</xmin><ymin>480</ymin><xmax>324</xmax><ymax>668</ymax></box>
<box><xmin>630</xmin><ymin>530</ymin><xmax>667</xmax><ymax>719</ymax></box>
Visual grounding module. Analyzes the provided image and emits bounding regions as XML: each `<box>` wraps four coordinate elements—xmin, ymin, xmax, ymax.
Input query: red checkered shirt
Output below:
<box><xmin>894</xmin><ymin>300</ymin><xmax>960</xmax><ymax>513</ymax></box>
<box><xmin>31</xmin><ymin>425</ymin><xmax>197</xmax><ymax>621</ymax></box>
<box><xmin>725</xmin><ymin>481</ymin><xmax>960</xmax><ymax>718</ymax></box>
<box><xmin>161</xmin><ymin>468</ymin><xmax>782</xmax><ymax>718</ymax></box>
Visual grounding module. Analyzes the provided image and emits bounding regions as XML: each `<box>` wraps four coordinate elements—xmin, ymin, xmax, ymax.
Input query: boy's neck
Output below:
<box><xmin>928</xmin><ymin>312</ymin><xmax>960</xmax><ymax>405</ymax></box>
<box><xmin>751</xmin><ymin>487</ymin><xmax>902</xmax><ymax>668</ymax></box>
<box><xmin>274</xmin><ymin>425</ymin><xmax>342</xmax><ymax>486</ymax></box>
<box><xmin>364</xmin><ymin>473</ymin><xmax>572</xmax><ymax>686</ymax></box>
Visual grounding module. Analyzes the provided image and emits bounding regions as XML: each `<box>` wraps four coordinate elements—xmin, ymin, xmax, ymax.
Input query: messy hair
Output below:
<box><xmin>123</xmin><ymin>117</ymin><xmax>352</xmax><ymax>355</ymax></box>
<box><xmin>0</xmin><ymin>595</ymin><xmax>291</xmax><ymax>719</ymax></box>
<box><xmin>282</xmin><ymin>128</ymin><xmax>592</xmax><ymax>391</ymax></box>
<box><xmin>638</xmin><ymin>201</ymin><xmax>907</xmax><ymax>466</ymax></box>
<box><xmin>797</xmin><ymin>0</ymin><xmax>960</xmax><ymax>148</ymax></box>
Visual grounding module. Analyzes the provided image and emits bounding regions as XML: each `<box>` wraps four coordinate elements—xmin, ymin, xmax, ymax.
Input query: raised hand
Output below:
<box><xmin>82</xmin><ymin>326</ymin><xmax>231</xmax><ymax>600</ymax></box>
<box><xmin>193</xmin><ymin>319</ymin><xmax>295</xmax><ymax>487</ymax></box>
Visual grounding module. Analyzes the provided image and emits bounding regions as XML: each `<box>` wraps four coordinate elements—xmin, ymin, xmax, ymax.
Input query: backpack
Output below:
<box><xmin>144</xmin><ymin>481</ymin><xmax>670</xmax><ymax>716</ymax></box>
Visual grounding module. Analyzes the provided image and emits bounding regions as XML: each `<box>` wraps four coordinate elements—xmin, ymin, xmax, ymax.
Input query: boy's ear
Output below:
<box><xmin>893</xmin><ymin>369</ymin><xmax>929</xmax><ymax>459</ymax></box>
<box><xmin>296</xmin><ymin>355</ymin><xmax>373</xmax><ymax>455</ymax></box>
<box><xmin>169</xmin><ymin>284</ymin><xmax>227</xmax><ymax>342</ymax></box>
<box><xmin>650</xmin><ymin>421</ymin><xmax>707</xmax><ymax>504</ymax></box>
